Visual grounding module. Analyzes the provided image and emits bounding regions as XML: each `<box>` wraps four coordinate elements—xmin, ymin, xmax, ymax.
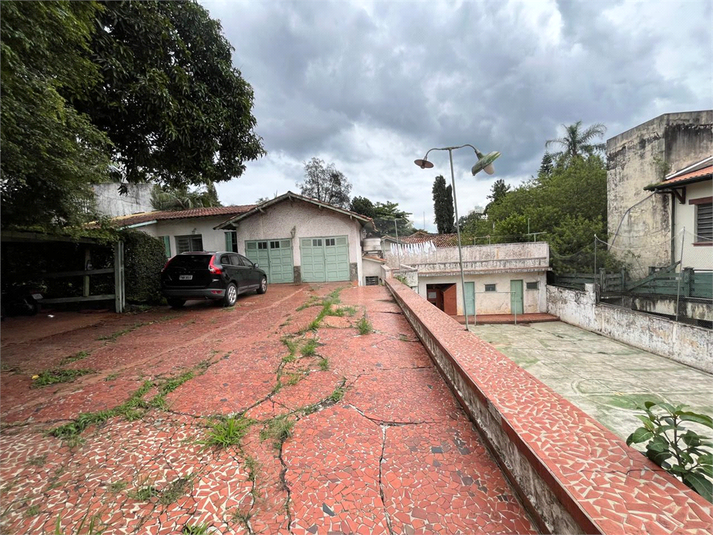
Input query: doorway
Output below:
<box><xmin>426</xmin><ymin>283</ymin><xmax>457</xmax><ymax>315</ymax></box>
<box><xmin>510</xmin><ymin>280</ymin><xmax>524</xmax><ymax>315</ymax></box>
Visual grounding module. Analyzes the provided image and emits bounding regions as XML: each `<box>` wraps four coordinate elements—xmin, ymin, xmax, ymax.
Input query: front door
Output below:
<box><xmin>510</xmin><ymin>280</ymin><xmax>524</xmax><ymax>315</ymax></box>
<box><xmin>464</xmin><ymin>282</ymin><xmax>475</xmax><ymax>316</ymax></box>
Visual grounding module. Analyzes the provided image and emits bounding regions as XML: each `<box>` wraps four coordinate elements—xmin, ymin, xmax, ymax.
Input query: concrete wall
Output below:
<box><xmin>233</xmin><ymin>200</ymin><xmax>365</xmax><ymax>285</ymax></box>
<box><xmin>362</xmin><ymin>258</ymin><xmax>384</xmax><ymax>284</ymax></box>
<box><xmin>673</xmin><ymin>180</ymin><xmax>713</xmax><ymax>269</ymax></box>
<box><xmin>385</xmin><ymin>242</ymin><xmax>549</xmax><ymax>269</ymax></box>
<box><xmin>547</xmin><ymin>284</ymin><xmax>713</xmax><ymax>373</ymax></box>
<box><xmin>415</xmin><ymin>271</ymin><xmax>547</xmax><ymax>315</ymax></box>
<box><xmin>607</xmin><ymin>111</ymin><xmax>713</xmax><ymax>277</ymax></box>
<box><xmin>93</xmin><ymin>183</ymin><xmax>153</xmax><ymax>218</ymax></box>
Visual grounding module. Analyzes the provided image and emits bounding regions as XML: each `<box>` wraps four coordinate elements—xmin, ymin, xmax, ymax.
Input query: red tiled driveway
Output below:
<box><xmin>0</xmin><ymin>284</ymin><xmax>537</xmax><ymax>534</ymax></box>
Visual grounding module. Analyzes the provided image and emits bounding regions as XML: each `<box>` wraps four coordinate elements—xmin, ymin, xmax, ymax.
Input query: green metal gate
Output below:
<box><xmin>301</xmin><ymin>236</ymin><xmax>350</xmax><ymax>282</ymax></box>
<box><xmin>245</xmin><ymin>239</ymin><xmax>294</xmax><ymax>283</ymax></box>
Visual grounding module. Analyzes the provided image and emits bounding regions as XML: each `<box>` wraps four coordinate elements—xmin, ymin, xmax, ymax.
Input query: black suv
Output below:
<box><xmin>161</xmin><ymin>252</ymin><xmax>267</xmax><ymax>308</ymax></box>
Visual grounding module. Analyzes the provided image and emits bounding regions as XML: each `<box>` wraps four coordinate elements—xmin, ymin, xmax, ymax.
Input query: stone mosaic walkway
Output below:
<box><xmin>470</xmin><ymin>321</ymin><xmax>713</xmax><ymax>441</ymax></box>
<box><xmin>1</xmin><ymin>284</ymin><xmax>536</xmax><ymax>534</ymax></box>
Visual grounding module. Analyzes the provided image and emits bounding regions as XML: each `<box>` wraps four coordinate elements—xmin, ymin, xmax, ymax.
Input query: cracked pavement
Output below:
<box><xmin>1</xmin><ymin>284</ymin><xmax>537</xmax><ymax>534</ymax></box>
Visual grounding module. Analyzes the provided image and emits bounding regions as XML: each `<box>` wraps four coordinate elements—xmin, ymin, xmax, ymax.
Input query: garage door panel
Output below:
<box><xmin>246</xmin><ymin>239</ymin><xmax>294</xmax><ymax>283</ymax></box>
<box><xmin>303</xmin><ymin>236</ymin><xmax>349</xmax><ymax>283</ymax></box>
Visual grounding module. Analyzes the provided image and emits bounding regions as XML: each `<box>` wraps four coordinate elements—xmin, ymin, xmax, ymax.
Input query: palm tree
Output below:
<box><xmin>151</xmin><ymin>183</ymin><xmax>222</xmax><ymax>211</ymax></box>
<box><xmin>545</xmin><ymin>121</ymin><xmax>606</xmax><ymax>163</ymax></box>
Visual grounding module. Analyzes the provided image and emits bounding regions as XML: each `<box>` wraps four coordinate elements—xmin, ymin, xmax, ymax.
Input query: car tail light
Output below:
<box><xmin>208</xmin><ymin>255</ymin><xmax>223</xmax><ymax>275</ymax></box>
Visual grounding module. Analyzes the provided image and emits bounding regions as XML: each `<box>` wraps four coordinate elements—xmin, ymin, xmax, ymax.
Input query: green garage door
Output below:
<box><xmin>301</xmin><ymin>236</ymin><xmax>350</xmax><ymax>282</ymax></box>
<box><xmin>245</xmin><ymin>239</ymin><xmax>294</xmax><ymax>283</ymax></box>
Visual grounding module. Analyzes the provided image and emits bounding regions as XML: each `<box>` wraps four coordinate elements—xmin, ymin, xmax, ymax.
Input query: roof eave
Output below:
<box><xmin>645</xmin><ymin>174</ymin><xmax>712</xmax><ymax>192</ymax></box>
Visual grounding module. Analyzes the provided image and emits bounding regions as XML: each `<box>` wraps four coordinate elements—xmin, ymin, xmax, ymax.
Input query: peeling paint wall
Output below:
<box><xmin>547</xmin><ymin>284</ymin><xmax>713</xmax><ymax>373</ymax></box>
<box><xmin>606</xmin><ymin>111</ymin><xmax>713</xmax><ymax>278</ymax></box>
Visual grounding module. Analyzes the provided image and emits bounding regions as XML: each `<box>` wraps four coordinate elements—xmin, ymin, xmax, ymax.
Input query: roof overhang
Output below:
<box><xmin>645</xmin><ymin>157</ymin><xmax>713</xmax><ymax>202</ymax></box>
<box><xmin>215</xmin><ymin>191</ymin><xmax>376</xmax><ymax>231</ymax></box>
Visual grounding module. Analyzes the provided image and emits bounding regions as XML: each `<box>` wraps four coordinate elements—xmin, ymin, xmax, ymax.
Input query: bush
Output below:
<box><xmin>120</xmin><ymin>229</ymin><xmax>166</xmax><ymax>304</ymax></box>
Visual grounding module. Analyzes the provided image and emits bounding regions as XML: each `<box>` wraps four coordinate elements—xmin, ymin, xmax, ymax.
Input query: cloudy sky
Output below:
<box><xmin>205</xmin><ymin>0</ymin><xmax>712</xmax><ymax>232</ymax></box>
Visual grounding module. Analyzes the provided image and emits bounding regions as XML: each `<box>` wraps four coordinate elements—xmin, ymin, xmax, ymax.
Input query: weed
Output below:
<box><xmin>59</xmin><ymin>351</ymin><xmax>89</xmax><ymax>366</ymax></box>
<box><xmin>342</xmin><ymin>306</ymin><xmax>357</xmax><ymax>317</ymax></box>
<box><xmin>183</xmin><ymin>522</ymin><xmax>212</xmax><ymax>534</ymax></box>
<box><xmin>53</xmin><ymin>509</ymin><xmax>107</xmax><ymax>534</ymax></box>
<box><xmin>243</xmin><ymin>455</ymin><xmax>260</xmax><ymax>483</ymax></box>
<box><xmin>285</xmin><ymin>372</ymin><xmax>303</xmax><ymax>386</ymax></box>
<box><xmin>1</xmin><ymin>363</ymin><xmax>22</xmax><ymax>374</ymax></box>
<box><xmin>329</xmin><ymin>386</ymin><xmax>345</xmax><ymax>403</ymax></box>
<box><xmin>296</xmin><ymin>296</ymin><xmax>320</xmax><ymax>311</ymax></box>
<box><xmin>32</xmin><ymin>368</ymin><xmax>94</xmax><ymax>388</ymax></box>
<box><xmin>300</xmin><ymin>339</ymin><xmax>319</xmax><ymax>357</ymax></box>
<box><xmin>260</xmin><ymin>415</ymin><xmax>294</xmax><ymax>449</ymax></box>
<box><xmin>98</xmin><ymin>323</ymin><xmax>146</xmax><ymax>342</ymax></box>
<box><xmin>27</xmin><ymin>454</ymin><xmax>46</xmax><ymax>467</ymax></box>
<box><xmin>104</xmin><ymin>373</ymin><xmax>118</xmax><ymax>382</ymax></box>
<box><xmin>399</xmin><ymin>334</ymin><xmax>409</xmax><ymax>342</ymax></box>
<box><xmin>281</xmin><ymin>337</ymin><xmax>298</xmax><ymax>357</ymax></box>
<box><xmin>202</xmin><ymin>415</ymin><xmax>253</xmax><ymax>449</ymax></box>
<box><xmin>129</xmin><ymin>484</ymin><xmax>159</xmax><ymax>501</ymax></box>
<box><xmin>25</xmin><ymin>504</ymin><xmax>40</xmax><ymax>517</ymax></box>
<box><xmin>108</xmin><ymin>481</ymin><xmax>127</xmax><ymax>493</ymax></box>
<box><xmin>159</xmin><ymin>476</ymin><xmax>193</xmax><ymax>505</ymax></box>
<box><xmin>149</xmin><ymin>370</ymin><xmax>194</xmax><ymax>409</ymax></box>
<box><xmin>231</xmin><ymin>508</ymin><xmax>253</xmax><ymax>529</ymax></box>
<box><xmin>46</xmin><ymin>467</ymin><xmax>65</xmax><ymax>491</ymax></box>
<box><xmin>305</xmin><ymin>318</ymin><xmax>321</xmax><ymax>332</ymax></box>
<box><xmin>356</xmin><ymin>316</ymin><xmax>373</xmax><ymax>335</ymax></box>
<box><xmin>319</xmin><ymin>358</ymin><xmax>330</xmax><ymax>371</ymax></box>
<box><xmin>282</xmin><ymin>354</ymin><xmax>296</xmax><ymax>364</ymax></box>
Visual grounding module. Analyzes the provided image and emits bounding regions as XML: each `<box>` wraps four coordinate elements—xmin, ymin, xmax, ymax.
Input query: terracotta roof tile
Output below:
<box><xmin>110</xmin><ymin>205</ymin><xmax>255</xmax><ymax>228</ymax></box>
<box><xmin>662</xmin><ymin>165</ymin><xmax>713</xmax><ymax>185</ymax></box>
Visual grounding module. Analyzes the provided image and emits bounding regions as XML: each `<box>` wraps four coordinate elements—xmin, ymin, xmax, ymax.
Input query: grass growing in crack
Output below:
<box><xmin>32</xmin><ymin>368</ymin><xmax>94</xmax><ymax>388</ymax></box>
<box><xmin>300</xmin><ymin>339</ymin><xmax>319</xmax><ymax>357</ymax></box>
<box><xmin>46</xmin><ymin>467</ymin><xmax>65</xmax><ymax>491</ymax></box>
<box><xmin>202</xmin><ymin>415</ymin><xmax>253</xmax><ymax>449</ymax></box>
<box><xmin>329</xmin><ymin>386</ymin><xmax>345</xmax><ymax>403</ymax></box>
<box><xmin>243</xmin><ymin>455</ymin><xmax>260</xmax><ymax>484</ymax></box>
<box><xmin>59</xmin><ymin>351</ymin><xmax>89</xmax><ymax>366</ymax></box>
<box><xmin>356</xmin><ymin>316</ymin><xmax>373</xmax><ymax>335</ymax></box>
<box><xmin>296</xmin><ymin>295</ymin><xmax>320</xmax><ymax>311</ymax></box>
<box><xmin>104</xmin><ymin>373</ymin><xmax>118</xmax><ymax>382</ymax></box>
<box><xmin>299</xmin><ymin>288</ymin><xmax>346</xmax><ymax>333</ymax></box>
<box><xmin>159</xmin><ymin>476</ymin><xmax>193</xmax><ymax>505</ymax></box>
<box><xmin>183</xmin><ymin>523</ymin><xmax>212</xmax><ymax>534</ymax></box>
<box><xmin>97</xmin><ymin>323</ymin><xmax>146</xmax><ymax>342</ymax></box>
<box><xmin>260</xmin><ymin>415</ymin><xmax>294</xmax><ymax>449</ymax></box>
<box><xmin>231</xmin><ymin>508</ymin><xmax>253</xmax><ymax>530</ymax></box>
<box><xmin>149</xmin><ymin>370</ymin><xmax>194</xmax><ymax>409</ymax></box>
<box><xmin>108</xmin><ymin>481</ymin><xmax>127</xmax><ymax>493</ymax></box>
<box><xmin>24</xmin><ymin>504</ymin><xmax>40</xmax><ymax>517</ymax></box>
<box><xmin>53</xmin><ymin>509</ymin><xmax>107</xmax><ymax>535</ymax></box>
<box><xmin>129</xmin><ymin>484</ymin><xmax>159</xmax><ymax>501</ymax></box>
<box><xmin>282</xmin><ymin>336</ymin><xmax>298</xmax><ymax>356</ymax></box>
<box><xmin>27</xmin><ymin>455</ymin><xmax>46</xmax><ymax>467</ymax></box>
<box><xmin>319</xmin><ymin>358</ymin><xmax>330</xmax><ymax>371</ymax></box>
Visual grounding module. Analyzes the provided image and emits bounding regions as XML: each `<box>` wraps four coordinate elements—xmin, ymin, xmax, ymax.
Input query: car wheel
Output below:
<box><xmin>168</xmin><ymin>298</ymin><xmax>186</xmax><ymax>309</ymax></box>
<box><xmin>223</xmin><ymin>283</ymin><xmax>238</xmax><ymax>307</ymax></box>
<box><xmin>257</xmin><ymin>276</ymin><xmax>267</xmax><ymax>294</ymax></box>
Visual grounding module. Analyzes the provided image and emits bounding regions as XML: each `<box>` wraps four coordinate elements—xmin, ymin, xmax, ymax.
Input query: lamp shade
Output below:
<box><xmin>414</xmin><ymin>158</ymin><xmax>434</xmax><ymax>169</ymax></box>
<box><xmin>471</xmin><ymin>151</ymin><xmax>500</xmax><ymax>176</ymax></box>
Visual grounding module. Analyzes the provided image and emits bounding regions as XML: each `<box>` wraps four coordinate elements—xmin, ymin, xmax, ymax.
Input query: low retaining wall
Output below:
<box><xmin>386</xmin><ymin>278</ymin><xmax>711</xmax><ymax>535</ymax></box>
<box><xmin>547</xmin><ymin>284</ymin><xmax>713</xmax><ymax>374</ymax></box>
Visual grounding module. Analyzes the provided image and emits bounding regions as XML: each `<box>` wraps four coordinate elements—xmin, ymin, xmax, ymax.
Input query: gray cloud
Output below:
<box><xmin>207</xmin><ymin>0</ymin><xmax>712</xmax><ymax>231</ymax></box>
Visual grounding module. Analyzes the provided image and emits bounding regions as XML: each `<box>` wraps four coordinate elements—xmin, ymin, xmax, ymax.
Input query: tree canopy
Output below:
<box><xmin>151</xmin><ymin>183</ymin><xmax>221</xmax><ymax>211</ymax></box>
<box><xmin>545</xmin><ymin>121</ymin><xmax>606</xmax><ymax>164</ymax></box>
<box><xmin>350</xmin><ymin>197</ymin><xmax>415</xmax><ymax>237</ymax></box>
<box><xmin>1</xmin><ymin>1</ymin><xmax>110</xmax><ymax>229</ymax></box>
<box><xmin>432</xmin><ymin>175</ymin><xmax>455</xmax><ymax>234</ymax></box>
<box><xmin>298</xmin><ymin>158</ymin><xmax>352</xmax><ymax>208</ymax></box>
<box><xmin>1</xmin><ymin>0</ymin><xmax>264</xmax><ymax>230</ymax></box>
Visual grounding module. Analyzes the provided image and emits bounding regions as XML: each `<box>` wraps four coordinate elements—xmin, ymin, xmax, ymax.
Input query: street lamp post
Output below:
<box><xmin>414</xmin><ymin>145</ymin><xmax>500</xmax><ymax>331</ymax></box>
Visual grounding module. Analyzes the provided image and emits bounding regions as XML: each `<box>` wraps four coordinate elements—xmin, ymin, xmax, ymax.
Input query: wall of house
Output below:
<box><xmin>93</xmin><ymin>183</ymin><xmax>153</xmax><ymax>218</ymax></box>
<box><xmin>362</xmin><ymin>259</ymin><xmax>384</xmax><ymax>284</ymax></box>
<box><xmin>151</xmin><ymin>217</ymin><xmax>234</xmax><ymax>256</ymax></box>
<box><xmin>672</xmin><ymin>180</ymin><xmax>713</xmax><ymax>269</ymax></box>
<box><xmin>606</xmin><ymin>111</ymin><xmax>713</xmax><ymax>278</ymax></box>
<box><xmin>233</xmin><ymin>201</ymin><xmax>365</xmax><ymax>284</ymax></box>
<box><xmin>416</xmin><ymin>272</ymin><xmax>547</xmax><ymax>315</ymax></box>
<box><xmin>547</xmin><ymin>284</ymin><xmax>713</xmax><ymax>373</ymax></box>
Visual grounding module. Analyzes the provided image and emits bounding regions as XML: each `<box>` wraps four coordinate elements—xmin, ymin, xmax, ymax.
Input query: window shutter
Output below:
<box><xmin>161</xmin><ymin>236</ymin><xmax>171</xmax><ymax>258</ymax></box>
<box><xmin>225</xmin><ymin>232</ymin><xmax>232</xmax><ymax>251</ymax></box>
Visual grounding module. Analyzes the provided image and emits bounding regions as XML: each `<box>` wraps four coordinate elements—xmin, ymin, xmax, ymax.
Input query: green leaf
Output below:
<box><xmin>627</xmin><ymin>428</ymin><xmax>653</xmax><ymax>445</ymax></box>
<box><xmin>680</xmin><ymin>412</ymin><xmax>713</xmax><ymax>429</ymax></box>
<box><xmin>683</xmin><ymin>472</ymin><xmax>713</xmax><ymax>503</ymax></box>
<box><xmin>646</xmin><ymin>448</ymin><xmax>672</xmax><ymax>466</ymax></box>
<box><xmin>635</xmin><ymin>415</ymin><xmax>655</xmax><ymax>431</ymax></box>
<box><xmin>656</xmin><ymin>401</ymin><xmax>677</xmax><ymax>415</ymax></box>
<box><xmin>698</xmin><ymin>453</ymin><xmax>713</xmax><ymax>466</ymax></box>
<box><xmin>648</xmin><ymin>435</ymin><xmax>670</xmax><ymax>452</ymax></box>
<box><xmin>681</xmin><ymin>430</ymin><xmax>702</xmax><ymax>448</ymax></box>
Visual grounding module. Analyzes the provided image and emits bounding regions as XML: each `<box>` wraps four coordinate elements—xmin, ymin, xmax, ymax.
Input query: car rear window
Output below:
<box><xmin>168</xmin><ymin>255</ymin><xmax>212</xmax><ymax>268</ymax></box>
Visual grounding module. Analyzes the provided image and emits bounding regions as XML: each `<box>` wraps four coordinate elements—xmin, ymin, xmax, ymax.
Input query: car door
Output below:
<box><xmin>239</xmin><ymin>254</ymin><xmax>260</xmax><ymax>288</ymax></box>
<box><xmin>219</xmin><ymin>254</ymin><xmax>236</xmax><ymax>283</ymax></box>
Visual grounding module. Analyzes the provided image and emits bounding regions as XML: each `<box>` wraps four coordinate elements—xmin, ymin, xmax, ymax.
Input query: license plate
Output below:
<box><xmin>179</xmin><ymin>275</ymin><xmax>193</xmax><ymax>281</ymax></box>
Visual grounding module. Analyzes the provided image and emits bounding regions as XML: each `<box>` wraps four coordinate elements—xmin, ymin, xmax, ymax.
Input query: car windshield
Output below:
<box><xmin>168</xmin><ymin>255</ymin><xmax>212</xmax><ymax>268</ymax></box>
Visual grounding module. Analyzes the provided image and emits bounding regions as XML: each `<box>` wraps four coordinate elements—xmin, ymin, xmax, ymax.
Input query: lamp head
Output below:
<box><xmin>471</xmin><ymin>151</ymin><xmax>500</xmax><ymax>176</ymax></box>
<box><xmin>414</xmin><ymin>158</ymin><xmax>434</xmax><ymax>169</ymax></box>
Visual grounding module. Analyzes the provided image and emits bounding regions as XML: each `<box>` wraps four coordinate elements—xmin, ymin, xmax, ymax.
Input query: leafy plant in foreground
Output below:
<box><xmin>627</xmin><ymin>401</ymin><xmax>713</xmax><ymax>502</ymax></box>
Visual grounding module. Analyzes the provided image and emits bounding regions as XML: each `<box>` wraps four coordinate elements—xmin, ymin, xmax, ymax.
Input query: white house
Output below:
<box><xmin>215</xmin><ymin>192</ymin><xmax>374</xmax><ymax>284</ymax></box>
<box><xmin>386</xmin><ymin>236</ymin><xmax>550</xmax><ymax>316</ymax></box>
<box><xmin>111</xmin><ymin>192</ymin><xmax>376</xmax><ymax>285</ymax></box>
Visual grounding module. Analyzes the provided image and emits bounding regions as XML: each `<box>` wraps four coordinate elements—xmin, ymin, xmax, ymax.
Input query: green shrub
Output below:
<box><xmin>120</xmin><ymin>229</ymin><xmax>166</xmax><ymax>304</ymax></box>
<box><xmin>627</xmin><ymin>401</ymin><xmax>713</xmax><ymax>502</ymax></box>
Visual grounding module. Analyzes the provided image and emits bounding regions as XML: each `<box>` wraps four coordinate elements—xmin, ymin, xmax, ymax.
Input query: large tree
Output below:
<box><xmin>350</xmin><ymin>196</ymin><xmax>376</xmax><ymax>219</ymax></box>
<box><xmin>483</xmin><ymin>179</ymin><xmax>511</xmax><ymax>215</ymax></box>
<box><xmin>432</xmin><ymin>175</ymin><xmax>455</xmax><ymax>234</ymax></box>
<box><xmin>75</xmin><ymin>0</ymin><xmax>265</xmax><ymax>189</ymax></box>
<box><xmin>1</xmin><ymin>1</ymin><xmax>110</xmax><ymax>229</ymax></box>
<box><xmin>545</xmin><ymin>121</ymin><xmax>606</xmax><ymax>164</ymax></box>
<box><xmin>298</xmin><ymin>158</ymin><xmax>352</xmax><ymax>208</ymax></box>
<box><xmin>151</xmin><ymin>183</ymin><xmax>221</xmax><ymax>211</ymax></box>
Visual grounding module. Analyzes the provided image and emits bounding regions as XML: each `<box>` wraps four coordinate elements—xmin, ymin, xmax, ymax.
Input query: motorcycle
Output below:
<box><xmin>1</xmin><ymin>284</ymin><xmax>44</xmax><ymax>318</ymax></box>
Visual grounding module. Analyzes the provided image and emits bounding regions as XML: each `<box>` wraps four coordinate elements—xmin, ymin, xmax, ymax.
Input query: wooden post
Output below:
<box><xmin>114</xmin><ymin>241</ymin><xmax>125</xmax><ymax>313</ymax></box>
<box><xmin>83</xmin><ymin>248</ymin><xmax>91</xmax><ymax>297</ymax></box>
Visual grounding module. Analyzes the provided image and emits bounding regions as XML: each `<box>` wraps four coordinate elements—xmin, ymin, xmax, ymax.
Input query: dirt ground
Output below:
<box><xmin>0</xmin><ymin>283</ymin><xmax>536</xmax><ymax>535</ymax></box>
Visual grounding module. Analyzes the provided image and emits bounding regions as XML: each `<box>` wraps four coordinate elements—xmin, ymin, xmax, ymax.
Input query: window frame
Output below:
<box><xmin>484</xmin><ymin>284</ymin><xmax>496</xmax><ymax>292</ymax></box>
<box><xmin>175</xmin><ymin>234</ymin><xmax>203</xmax><ymax>254</ymax></box>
